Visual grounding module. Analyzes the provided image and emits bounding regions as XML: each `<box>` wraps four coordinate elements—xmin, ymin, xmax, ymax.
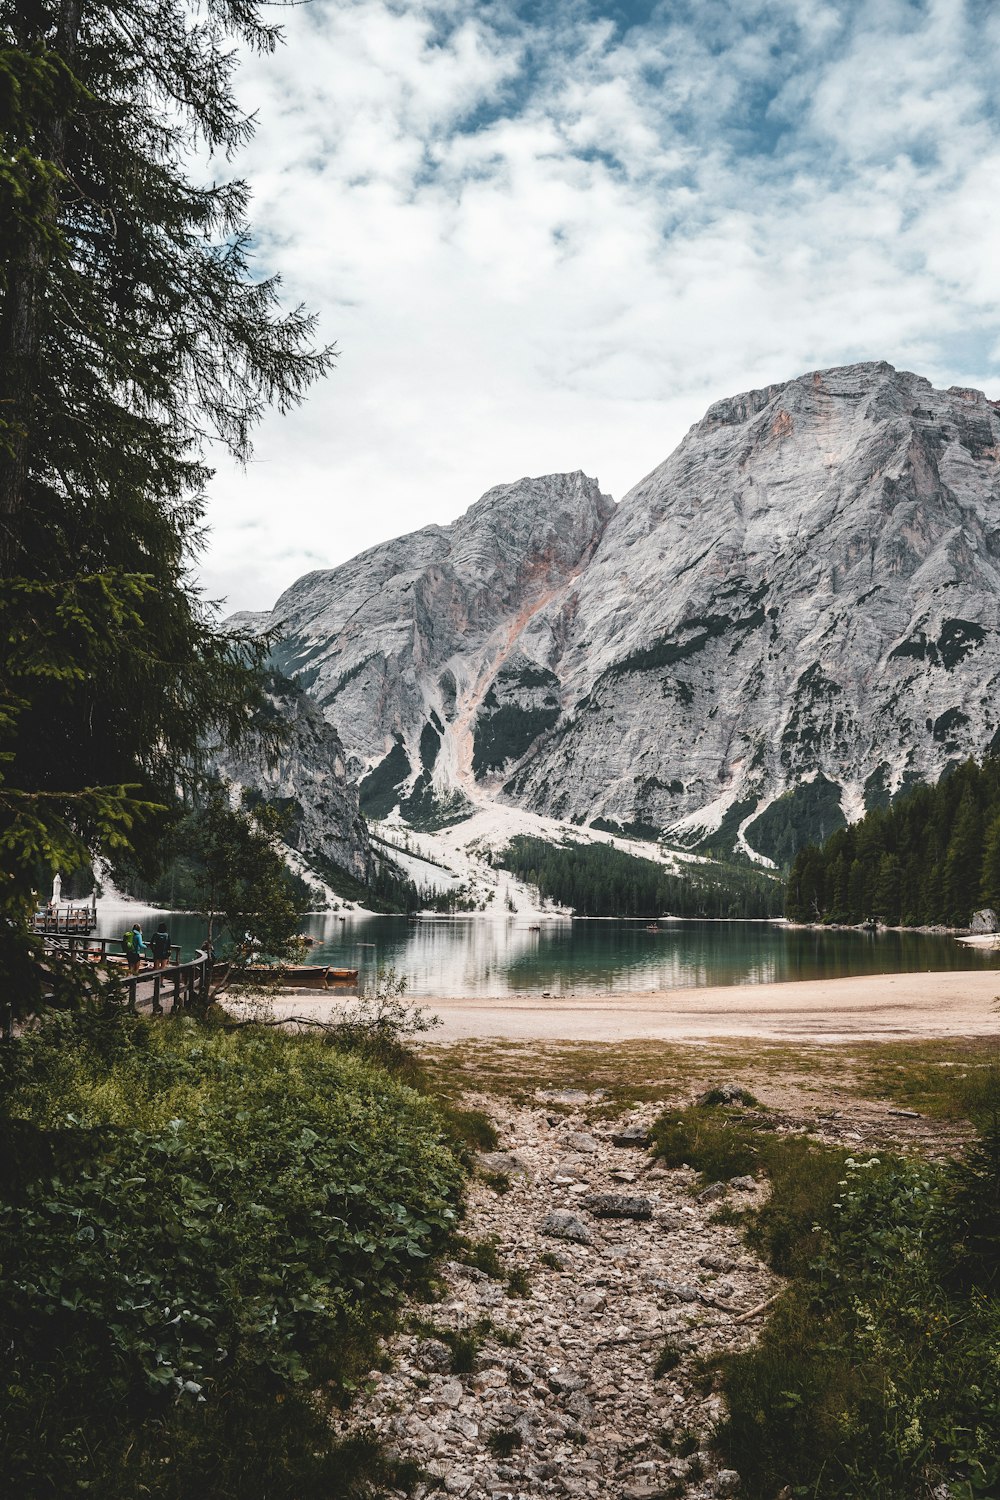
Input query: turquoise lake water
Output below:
<box><xmin>96</xmin><ymin>913</ymin><xmax>999</xmax><ymax>998</ymax></box>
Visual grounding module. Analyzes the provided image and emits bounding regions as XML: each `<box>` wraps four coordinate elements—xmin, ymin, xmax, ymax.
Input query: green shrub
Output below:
<box><xmin>714</xmin><ymin>1148</ymin><xmax>1000</xmax><ymax>1499</ymax></box>
<box><xmin>505</xmin><ymin>1265</ymin><xmax>532</xmax><ymax>1298</ymax></box>
<box><xmin>487</xmin><ymin>1427</ymin><xmax>522</xmax><ymax>1457</ymax></box>
<box><xmin>0</xmin><ymin>1012</ymin><xmax>465</xmax><ymax>1498</ymax></box>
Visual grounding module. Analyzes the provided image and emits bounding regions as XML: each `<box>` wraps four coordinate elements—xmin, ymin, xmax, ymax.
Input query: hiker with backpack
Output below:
<box><xmin>122</xmin><ymin>923</ymin><xmax>145</xmax><ymax>975</ymax></box>
<box><xmin>151</xmin><ymin>923</ymin><xmax>171</xmax><ymax>970</ymax></box>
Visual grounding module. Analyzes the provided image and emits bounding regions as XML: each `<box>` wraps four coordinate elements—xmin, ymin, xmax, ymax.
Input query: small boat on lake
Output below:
<box><xmin>241</xmin><ymin>964</ymin><xmax>358</xmax><ymax>990</ymax></box>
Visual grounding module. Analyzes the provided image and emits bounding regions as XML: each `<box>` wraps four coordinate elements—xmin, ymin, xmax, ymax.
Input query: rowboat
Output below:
<box><xmin>240</xmin><ymin>964</ymin><xmax>358</xmax><ymax>990</ymax></box>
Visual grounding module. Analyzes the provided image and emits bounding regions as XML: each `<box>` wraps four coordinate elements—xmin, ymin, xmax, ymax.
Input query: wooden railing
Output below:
<box><xmin>42</xmin><ymin>935</ymin><xmax>211</xmax><ymax>1014</ymax></box>
<box><xmin>32</xmin><ymin>904</ymin><xmax>97</xmax><ymax>935</ymax></box>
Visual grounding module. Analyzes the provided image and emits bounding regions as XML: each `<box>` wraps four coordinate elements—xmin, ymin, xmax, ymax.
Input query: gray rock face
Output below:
<box><xmin>210</xmin><ymin>677</ymin><xmax>374</xmax><ymax>888</ymax></box>
<box><xmin>612</xmin><ymin>1124</ymin><xmax>652</xmax><ymax>1149</ymax></box>
<box><xmin>254</xmin><ymin>472</ymin><xmax>614</xmax><ymax>822</ymax></box>
<box><xmin>235</xmin><ymin>363</ymin><xmax>1000</xmax><ymax>855</ymax></box>
<box><xmin>509</xmin><ymin>362</ymin><xmax>1000</xmax><ymax>855</ymax></box>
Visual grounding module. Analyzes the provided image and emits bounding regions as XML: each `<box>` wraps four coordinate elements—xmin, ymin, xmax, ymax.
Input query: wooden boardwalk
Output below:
<box><xmin>41</xmin><ymin>935</ymin><xmax>211</xmax><ymax>1014</ymax></box>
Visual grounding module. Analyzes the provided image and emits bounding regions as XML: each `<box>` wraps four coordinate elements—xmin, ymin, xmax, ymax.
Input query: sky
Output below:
<box><xmin>200</xmin><ymin>0</ymin><xmax>1000</xmax><ymax>614</ymax></box>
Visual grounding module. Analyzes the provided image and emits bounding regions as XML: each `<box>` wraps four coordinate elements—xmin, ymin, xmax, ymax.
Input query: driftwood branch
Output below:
<box><xmin>732</xmin><ymin>1291</ymin><xmax>781</xmax><ymax>1324</ymax></box>
<box><xmin>596</xmin><ymin>1289</ymin><xmax>782</xmax><ymax>1349</ymax></box>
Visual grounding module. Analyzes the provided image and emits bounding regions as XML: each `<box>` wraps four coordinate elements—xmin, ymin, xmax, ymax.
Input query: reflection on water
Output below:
<box><xmin>95</xmin><ymin>911</ymin><xmax>999</xmax><ymax>998</ymax></box>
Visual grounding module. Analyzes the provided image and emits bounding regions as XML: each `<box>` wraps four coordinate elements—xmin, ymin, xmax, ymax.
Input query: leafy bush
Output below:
<box><xmin>0</xmin><ymin>1012</ymin><xmax>465</xmax><ymax>1498</ymax></box>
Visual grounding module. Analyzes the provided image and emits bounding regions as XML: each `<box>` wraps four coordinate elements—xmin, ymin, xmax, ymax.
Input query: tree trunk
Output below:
<box><xmin>0</xmin><ymin>0</ymin><xmax>81</xmax><ymax>576</ymax></box>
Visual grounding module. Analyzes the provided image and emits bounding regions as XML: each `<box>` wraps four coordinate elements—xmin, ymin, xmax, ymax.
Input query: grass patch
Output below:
<box><xmin>416</xmin><ymin>1035</ymin><xmax>1000</xmax><ymax>1120</ymax></box>
<box><xmin>440</xmin><ymin>1104</ymin><xmax>499</xmax><ymax>1153</ymax></box>
<box><xmin>538</xmin><ymin>1250</ymin><xmax>564</xmax><ymax>1270</ymax></box>
<box><xmin>653</xmin><ymin>1342</ymin><xmax>683</xmax><ymax>1378</ymax></box>
<box><xmin>707</xmin><ymin>1201</ymin><xmax>744</xmax><ymax>1226</ymax></box>
<box><xmin>455</xmin><ymin>1234</ymin><xmax>506</xmax><ymax>1280</ymax></box>
<box><xmin>487</xmin><ymin>1428</ymin><xmax>522</xmax><ymax>1458</ymax></box>
<box><xmin>505</xmin><ymin>1266</ymin><xmax>532</xmax><ymax>1298</ymax></box>
<box><xmin>650</xmin><ymin>1106</ymin><xmax>763</xmax><ymax>1182</ymax></box>
<box><xmin>481</xmin><ymin>1170</ymin><xmax>512</xmax><ymax>1194</ymax></box>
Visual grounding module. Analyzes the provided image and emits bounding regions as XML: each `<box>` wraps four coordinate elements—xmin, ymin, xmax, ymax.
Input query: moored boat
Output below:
<box><xmin>240</xmin><ymin>964</ymin><xmax>358</xmax><ymax>990</ymax></box>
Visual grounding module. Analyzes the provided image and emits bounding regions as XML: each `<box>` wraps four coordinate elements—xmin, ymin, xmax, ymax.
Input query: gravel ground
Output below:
<box><xmin>344</xmin><ymin>1092</ymin><xmax>781</xmax><ymax>1500</ymax></box>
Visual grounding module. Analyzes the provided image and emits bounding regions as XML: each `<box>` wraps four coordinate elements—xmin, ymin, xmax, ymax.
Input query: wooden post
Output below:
<box><xmin>172</xmin><ymin>967</ymin><xmax>181</xmax><ymax>1013</ymax></box>
<box><xmin>152</xmin><ymin>973</ymin><xmax>162</xmax><ymax>1014</ymax></box>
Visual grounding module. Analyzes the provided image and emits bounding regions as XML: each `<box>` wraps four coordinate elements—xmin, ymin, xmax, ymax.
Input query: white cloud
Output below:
<box><xmin>199</xmin><ymin>0</ymin><xmax>1000</xmax><ymax>612</ymax></box>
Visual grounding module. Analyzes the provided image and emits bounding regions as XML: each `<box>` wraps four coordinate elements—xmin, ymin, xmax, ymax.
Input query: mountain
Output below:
<box><xmin>232</xmin><ymin>362</ymin><xmax>1000</xmax><ymax>864</ymax></box>
<box><xmin>210</xmin><ymin>676</ymin><xmax>376</xmax><ymax>893</ymax></box>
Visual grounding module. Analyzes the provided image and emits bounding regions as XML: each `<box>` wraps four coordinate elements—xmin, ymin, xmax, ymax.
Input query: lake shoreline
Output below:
<box><xmin>262</xmin><ymin>967</ymin><xmax>1000</xmax><ymax>1044</ymax></box>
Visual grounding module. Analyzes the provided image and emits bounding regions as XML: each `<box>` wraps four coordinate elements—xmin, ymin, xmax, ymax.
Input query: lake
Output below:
<box><xmin>97</xmin><ymin>912</ymin><xmax>1000</xmax><ymax>997</ymax></box>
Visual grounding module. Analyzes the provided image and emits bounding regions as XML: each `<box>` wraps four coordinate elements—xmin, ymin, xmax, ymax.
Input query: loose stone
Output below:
<box><xmin>697</xmin><ymin>1181</ymin><xmax>727</xmax><ymax>1203</ymax></box>
<box><xmin>563</xmin><ymin>1131</ymin><xmax>599</xmax><ymax>1153</ymax></box>
<box><xmin>540</xmin><ymin>1210</ymin><xmax>592</xmax><ymax>1243</ymax></box>
<box><xmin>582</xmin><ymin>1193</ymin><xmax>653</xmax><ymax>1221</ymax></box>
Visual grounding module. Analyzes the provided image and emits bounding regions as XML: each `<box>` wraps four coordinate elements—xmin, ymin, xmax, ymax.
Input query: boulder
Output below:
<box><xmin>480</xmin><ymin>1151</ymin><xmax>530</xmax><ymax>1176</ymax></box>
<box><xmin>612</xmin><ymin>1123</ymin><xmax>652</xmax><ymax>1149</ymax></box>
<box><xmin>563</xmin><ymin>1131</ymin><xmax>599</xmax><ymax>1153</ymax></box>
<box><xmin>697</xmin><ymin>1181</ymin><xmax>727</xmax><ymax>1204</ymax></box>
<box><xmin>539</xmin><ymin>1210</ymin><xmax>592</xmax><ymax>1243</ymax></box>
<box><xmin>970</xmin><ymin>908</ymin><xmax>998</xmax><ymax>934</ymax></box>
<box><xmin>582</xmin><ymin>1192</ymin><xmax>654</xmax><ymax>1221</ymax></box>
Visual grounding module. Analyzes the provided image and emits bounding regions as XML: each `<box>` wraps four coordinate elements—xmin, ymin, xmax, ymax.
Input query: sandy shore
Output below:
<box><xmin>255</xmin><ymin>967</ymin><xmax>1000</xmax><ymax>1044</ymax></box>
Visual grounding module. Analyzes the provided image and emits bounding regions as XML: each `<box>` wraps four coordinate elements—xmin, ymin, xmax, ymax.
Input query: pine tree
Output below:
<box><xmin>979</xmin><ymin>812</ymin><xmax>1000</xmax><ymax>913</ymax></box>
<box><xmin>943</xmin><ymin>788</ymin><xmax>984</xmax><ymax>926</ymax></box>
<box><xmin>0</xmin><ymin>1</ymin><xmax>333</xmax><ymax>1008</ymax></box>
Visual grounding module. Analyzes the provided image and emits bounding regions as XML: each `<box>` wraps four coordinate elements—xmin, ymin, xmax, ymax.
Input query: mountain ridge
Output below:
<box><xmin>228</xmin><ymin>361</ymin><xmax>1000</xmax><ymax>867</ymax></box>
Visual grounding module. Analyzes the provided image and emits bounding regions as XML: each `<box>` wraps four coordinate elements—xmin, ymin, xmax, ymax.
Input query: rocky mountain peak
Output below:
<box><xmin>233</xmin><ymin>361</ymin><xmax>1000</xmax><ymax>864</ymax></box>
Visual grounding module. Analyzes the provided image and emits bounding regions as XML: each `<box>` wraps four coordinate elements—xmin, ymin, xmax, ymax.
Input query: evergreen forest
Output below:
<box><xmin>785</xmin><ymin>755</ymin><xmax>1000</xmax><ymax>926</ymax></box>
<box><xmin>496</xmin><ymin>836</ymin><xmax>784</xmax><ymax>919</ymax></box>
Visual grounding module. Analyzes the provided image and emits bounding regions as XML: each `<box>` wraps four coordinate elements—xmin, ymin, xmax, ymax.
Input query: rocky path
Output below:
<box><xmin>352</xmin><ymin>1092</ymin><xmax>780</xmax><ymax>1500</ymax></box>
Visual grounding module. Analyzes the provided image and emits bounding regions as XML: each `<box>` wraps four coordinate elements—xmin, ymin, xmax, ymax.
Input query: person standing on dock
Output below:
<box><xmin>151</xmin><ymin>923</ymin><xmax>171</xmax><ymax>970</ymax></box>
<box><xmin>123</xmin><ymin>924</ymin><xmax>145</xmax><ymax>975</ymax></box>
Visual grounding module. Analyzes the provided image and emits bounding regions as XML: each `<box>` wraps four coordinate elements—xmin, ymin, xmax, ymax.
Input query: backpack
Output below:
<box><xmin>122</xmin><ymin>929</ymin><xmax>136</xmax><ymax>955</ymax></box>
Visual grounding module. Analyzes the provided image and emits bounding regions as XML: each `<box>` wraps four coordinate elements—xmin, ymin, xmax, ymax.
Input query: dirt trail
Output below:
<box><xmin>350</xmin><ymin>1093</ymin><xmax>773</xmax><ymax>1500</ymax></box>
